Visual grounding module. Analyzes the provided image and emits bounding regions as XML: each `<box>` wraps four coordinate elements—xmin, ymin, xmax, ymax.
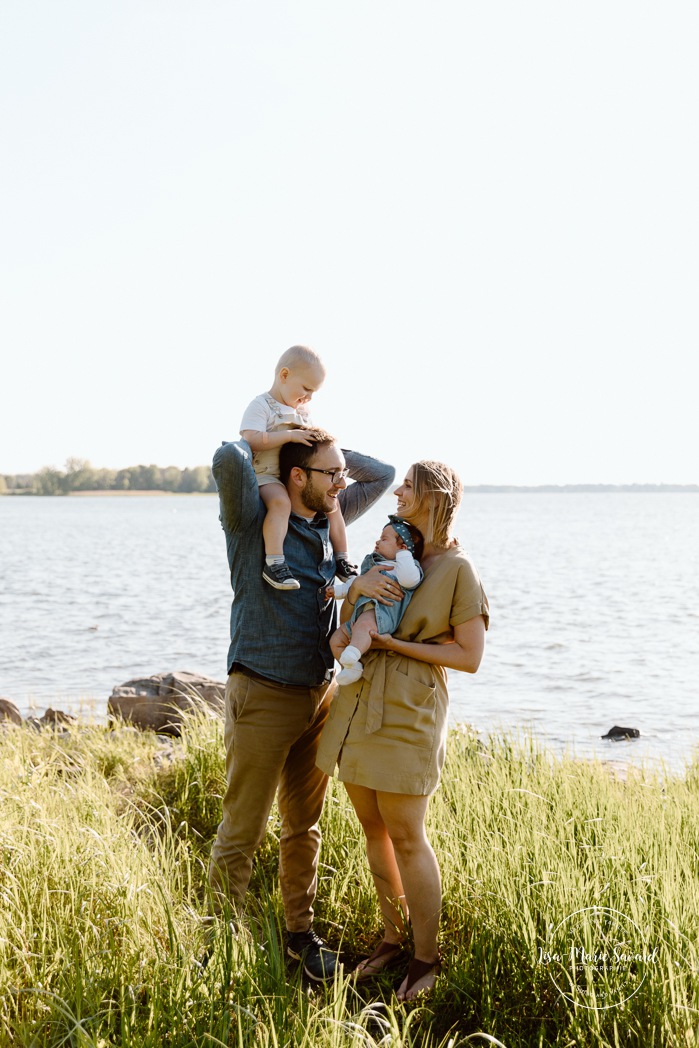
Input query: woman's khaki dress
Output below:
<box><xmin>316</xmin><ymin>544</ymin><xmax>489</xmax><ymax>796</ymax></box>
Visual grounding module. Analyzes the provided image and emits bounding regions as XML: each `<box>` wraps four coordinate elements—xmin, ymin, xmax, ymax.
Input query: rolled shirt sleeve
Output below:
<box><xmin>339</xmin><ymin>449</ymin><xmax>395</xmax><ymax>527</ymax></box>
<box><xmin>449</xmin><ymin>560</ymin><xmax>490</xmax><ymax>630</ymax></box>
<box><xmin>212</xmin><ymin>440</ymin><xmax>261</xmax><ymax>534</ymax></box>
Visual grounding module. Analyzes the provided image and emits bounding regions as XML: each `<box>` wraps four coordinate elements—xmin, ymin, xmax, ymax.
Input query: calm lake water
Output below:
<box><xmin>1</xmin><ymin>492</ymin><xmax>698</xmax><ymax>773</ymax></box>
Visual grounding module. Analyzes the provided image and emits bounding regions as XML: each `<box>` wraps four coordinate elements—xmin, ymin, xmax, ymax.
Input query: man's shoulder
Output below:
<box><xmin>212</xmin><ymin>442</ymin><xmax>262</xmax><ymax>531</ymax></box>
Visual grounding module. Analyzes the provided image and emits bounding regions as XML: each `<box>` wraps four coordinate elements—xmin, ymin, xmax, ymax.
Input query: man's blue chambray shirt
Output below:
<box><xmin>212</xmin><ymin>440</ymin><xmax>395</xmax><ymax>687</ymax></box>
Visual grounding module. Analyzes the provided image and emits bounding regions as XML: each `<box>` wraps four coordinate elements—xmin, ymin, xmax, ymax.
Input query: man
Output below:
<box><xmin>209</xmin><ymin>431</ymin><xmax>394</xmax><ymax>980</ymax></box>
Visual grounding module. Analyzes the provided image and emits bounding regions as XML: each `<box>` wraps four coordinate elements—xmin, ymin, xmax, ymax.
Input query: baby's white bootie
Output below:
<box><xmin>336</xmin><ymin>645</ymin><xmax>364</xmax><ymax>686</ymax></box>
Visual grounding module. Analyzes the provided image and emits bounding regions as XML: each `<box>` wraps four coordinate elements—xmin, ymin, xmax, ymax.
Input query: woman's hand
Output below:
<box><xmin>368</xmin><ymin>629</ymin><xmax>398</xmax><ymax>651</ymax></box>
<box><xmin>349</xmin><ymin>565</ymin><xmax>403</xmax><ymax>606</ymax></box>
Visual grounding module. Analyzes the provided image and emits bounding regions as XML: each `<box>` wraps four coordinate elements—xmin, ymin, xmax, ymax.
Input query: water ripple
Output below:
<box><xmin>2</xmin><ymin>491</ymin><xmax>698</xmax><ymax>772</ymax></box>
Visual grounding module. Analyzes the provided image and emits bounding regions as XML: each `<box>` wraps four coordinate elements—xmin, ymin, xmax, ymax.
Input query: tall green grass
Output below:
<box><xmin>1</xmin><ymin>713</ymin><xmax>698</xmax><ymax>1046</ymax></box>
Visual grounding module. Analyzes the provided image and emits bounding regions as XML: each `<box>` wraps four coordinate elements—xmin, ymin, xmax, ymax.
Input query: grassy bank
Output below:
<box><xmin>1</xmin><ymin>714</ymin><xmax>698</xmax><ymax>1047</ymax></box>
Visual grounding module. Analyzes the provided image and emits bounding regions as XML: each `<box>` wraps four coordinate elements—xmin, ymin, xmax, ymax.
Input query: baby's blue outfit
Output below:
<box><xmin>347</xmin><ymin>551</ymin><xmax>424</xmax><ymax>637</ymax></box>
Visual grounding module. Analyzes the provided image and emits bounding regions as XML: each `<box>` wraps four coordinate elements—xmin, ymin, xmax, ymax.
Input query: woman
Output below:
<box><xmin>316</xmin><ymin>460</ymin><xmax>489</xmax><ymax>1000</ymax></box>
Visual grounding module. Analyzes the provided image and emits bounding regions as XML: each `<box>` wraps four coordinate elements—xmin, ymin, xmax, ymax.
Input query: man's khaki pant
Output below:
<box><xmin>208</xmin><ymin>670</ymin><xmax>334</xmax><ymax>932</ymax></box>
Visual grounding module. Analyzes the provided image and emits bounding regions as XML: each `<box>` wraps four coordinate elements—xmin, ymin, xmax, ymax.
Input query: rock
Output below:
<box><xmin>108</xmin><ymin>670</ymin><xmax>225</xmax><ymax>735</ymax></box>
<box><xmin>22</xmin><ymin>708</ymin><xmax>77</xmax><ymax>732</ymax></box>
<box><xmin>0</xmin><ymin>698</ymin><xmax>22</xmax><ymax>726</ymax></box>
<box><xmin>40</xmin><ymin>708</ymin><xmax>77</xmax><ymax>727</ymax></box>
<box><xmin>601</xmin><ymin>725</ymin><xmax>640</xmax><ymax>740</ymax></box>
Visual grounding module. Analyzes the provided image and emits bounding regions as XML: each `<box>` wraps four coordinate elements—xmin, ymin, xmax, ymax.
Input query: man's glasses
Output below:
<box><xmin>304</xmin><ymin>467</ymin><xmax>350</xmax><ymax>484</ymax></box>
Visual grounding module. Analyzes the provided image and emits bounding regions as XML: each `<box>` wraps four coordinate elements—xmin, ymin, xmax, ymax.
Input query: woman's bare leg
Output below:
<box><xmin>376</xmin><ymin>790</ymin><xmax>441</xmax><ymax>998</ymax></box>
<box><xmin>344</xmin><ymin>783</ymin><xmax>409</xmax><ymax>953</ymax></box>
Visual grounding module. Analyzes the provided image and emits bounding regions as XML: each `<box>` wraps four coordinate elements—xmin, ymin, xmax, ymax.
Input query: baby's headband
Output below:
<box><xmin>387</xmin><ymin>514</ymin><xmax>417</xmax><ymax>554</ymax></box>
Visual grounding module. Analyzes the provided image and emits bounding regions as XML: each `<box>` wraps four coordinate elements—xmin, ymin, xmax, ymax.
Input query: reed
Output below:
<box><xmin>1</xmin><ymin>713</ymin><xmax>697</xmax><ymax>1047</ymax></box>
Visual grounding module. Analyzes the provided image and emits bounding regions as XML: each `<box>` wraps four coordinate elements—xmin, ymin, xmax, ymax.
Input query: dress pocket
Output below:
<box><xmin>379</xmin><ymin>667</ymin><xmax>437</xmax><ymax>748</ymax></box>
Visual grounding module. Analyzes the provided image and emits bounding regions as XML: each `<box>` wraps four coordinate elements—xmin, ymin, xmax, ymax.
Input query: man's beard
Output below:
<box><xmin>300</xmin><ymin>475</ymin><xmax>332</xmax><ymax>515</ymax></box>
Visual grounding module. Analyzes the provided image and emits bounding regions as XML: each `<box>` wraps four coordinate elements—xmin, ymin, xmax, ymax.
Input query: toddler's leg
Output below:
<box><xmin>330</xmin><ymin>623</ymin><xmax>351</xmax><ymax>662</ymax></box>
<box><xmin>335</xmin><ymin>608</ymin><xmax>377</xmax><ymax>686</ymax></box>
<box><xmin>260</xmin><ymin>483</ymin><xmax>291</xmax><ymax>555</ymax></box>
<box><xmin>343</xmin><ymin>608</ymin><xmax>377</xmax><ymax>659</ymax></box>
<box><xmin>259</xmin><ymin>483</ymin><xmax>299</xmax><ymax>591</ymax></box>
<box><xmin>328</xmin><ymin>505</ymin><xmax>358</xmax><ymax>582</ymax></box>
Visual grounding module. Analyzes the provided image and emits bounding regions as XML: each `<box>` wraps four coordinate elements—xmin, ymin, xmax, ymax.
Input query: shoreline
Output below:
<box><xmin>5</xmin><ymin>699</ymin><xmax>688</xmax><ymax>781</ymax></box>
<box><xmin>4</xmin><ymin>485</ymin><xmax>698</xmax><ymax>497</ymax></box>
<box><xmin>1</xmin><ymin>489</ymin><xmax>217</xmax><ymax>497</ymax></box>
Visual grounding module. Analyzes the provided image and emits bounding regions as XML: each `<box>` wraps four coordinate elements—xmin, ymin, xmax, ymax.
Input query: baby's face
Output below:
<box><xmin>374</xmin><ymin>525</ymin><xmax>402</xmax><ymax>560</ymax></box>
<box><xmin>280</xmin><ymin>364</ymin><xmax>325</xmax><ymax>409</ymax></box>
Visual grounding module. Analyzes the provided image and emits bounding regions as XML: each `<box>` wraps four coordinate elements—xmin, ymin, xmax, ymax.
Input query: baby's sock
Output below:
<box><xmin>340</xmin><ymin>645</ymin><xmax>362</xmax><ymax>668</ymax></box>
<box><xmin>265</xmin><ymin>555</ymin><xmax>285</xmax><ymax>566</ymax></box>
<box><xmin>336</xmin><ymin>653</ymin><xmax>364</xmax><ymax>686</ymax></box>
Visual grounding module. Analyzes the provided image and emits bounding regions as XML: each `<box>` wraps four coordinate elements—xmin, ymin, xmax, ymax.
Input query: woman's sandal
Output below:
<box><xmin>396</xmin><ymin>954</ymin><xmax>442</xmax><ymax>1002</ymax></box>
<box><xmin>353</xmin><ymin>939</ymin><xmax>405</xmax><ymax>982</ymax></box>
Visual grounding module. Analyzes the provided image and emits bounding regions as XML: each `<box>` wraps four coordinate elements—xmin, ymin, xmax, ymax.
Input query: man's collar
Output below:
<box><xmin>290</xmin><ymin>511</ymin><xmax>327</xmax><ymax>526</ymax></box>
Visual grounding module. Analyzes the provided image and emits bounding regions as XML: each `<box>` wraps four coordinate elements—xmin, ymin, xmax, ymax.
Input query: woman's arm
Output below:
<box><xmin>369</xmin><ymin>616</ymin><xmax>487</xmax><ymax>673</ymax></box>
<box><xmin>339</xmin><ymin>565</ymin><xmax>404</xmax><ymax>624</ymax></box>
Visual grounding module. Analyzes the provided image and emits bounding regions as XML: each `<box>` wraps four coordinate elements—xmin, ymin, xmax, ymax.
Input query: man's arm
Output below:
<box><xmin>211</xmin><ymin>440</ymin><xmax>261</xmax><ymax>533</ymax></box>
<box><xmin>339</xmin><ymin>449</ymin><xmax>395</xmax><ymax>527</ymax></box>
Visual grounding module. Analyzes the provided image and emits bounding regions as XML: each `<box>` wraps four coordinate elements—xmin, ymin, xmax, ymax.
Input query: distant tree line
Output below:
<box><xmin>3</xmin><ymin>465</ymin><xmax>697</xmax><ymax>497</ymax></box>
<box><xmin>1</xmin><ymin>458</ymin><xmax>216</xmax><ymax>495</ymax></box>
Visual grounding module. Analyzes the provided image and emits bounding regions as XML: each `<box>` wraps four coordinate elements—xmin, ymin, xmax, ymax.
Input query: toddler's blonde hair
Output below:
<box><xmin>276</xmin><ymin>345</ymin><xmax>325</xmax><ymax>374</ymax></box>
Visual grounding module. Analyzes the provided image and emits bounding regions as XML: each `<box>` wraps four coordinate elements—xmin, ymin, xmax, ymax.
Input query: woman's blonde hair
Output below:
<box><xmin>411</xmin><ymin>460</ymin><xmax>463</xmax><ymax>548</ymax></box>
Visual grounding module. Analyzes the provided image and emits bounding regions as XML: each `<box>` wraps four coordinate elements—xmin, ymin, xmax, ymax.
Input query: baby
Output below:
<box><xmin>240</xmin><ymin>344</ymin><xmax>357</xmax><ymax>591</ymax></box>
<box><xmin>329</xmin><ymin>515</ymin><xmax>424</xmax><ymax>685</ymax></box>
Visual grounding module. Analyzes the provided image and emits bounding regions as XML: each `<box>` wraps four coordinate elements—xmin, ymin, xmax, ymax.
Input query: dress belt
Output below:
<box><xmin>362</xmin><ymin>653</ymin><xmax>389</xmax><ymax>734</ymax></box>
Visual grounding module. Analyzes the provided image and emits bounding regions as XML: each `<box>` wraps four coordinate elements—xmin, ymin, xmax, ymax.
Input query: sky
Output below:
<box><xmin>1</xmin><ymin>1</ymin><xmax>697</xmax><ymax>485</ymax></box>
